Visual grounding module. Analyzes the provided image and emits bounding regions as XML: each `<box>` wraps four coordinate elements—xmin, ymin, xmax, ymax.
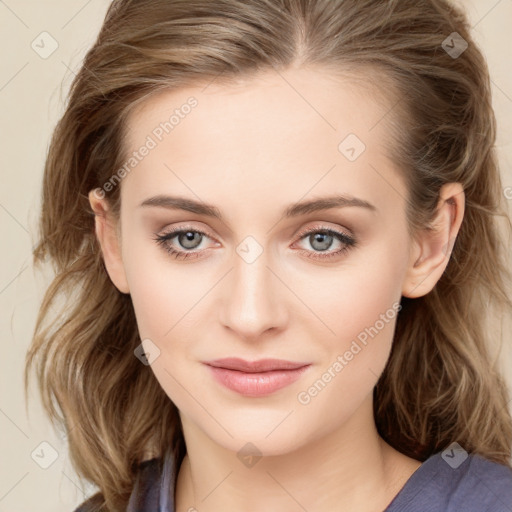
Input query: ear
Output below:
<box><xmin>402</xmin><ymin>182</ymin><xmax>465</xmax><ymax>298</ymax></box>
<box><xmin>88</xmin><ymin>189</ymin><xmax>130</xmax><ymax>294</ymax></box>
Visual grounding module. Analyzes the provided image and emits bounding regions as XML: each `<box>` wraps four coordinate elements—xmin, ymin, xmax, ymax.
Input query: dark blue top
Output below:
<box><xmin>74</xmin><ymin>450</ymin><xmax>512</xmax><ymax>511</ymax></box>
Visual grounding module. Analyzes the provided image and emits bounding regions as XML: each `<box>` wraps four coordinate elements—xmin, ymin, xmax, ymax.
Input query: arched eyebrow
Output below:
<box><xmin>138</xmin><ymin>194</ymin><xmax>377</xmax><ymax>220</ymax></box>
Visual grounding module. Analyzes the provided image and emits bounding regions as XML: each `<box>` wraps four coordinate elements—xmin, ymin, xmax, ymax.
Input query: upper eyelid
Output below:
<box><xmin>158</xmin><ymin>221</ymin><xmax>351</xmax><ymax>235</ymax></box>
<box><xmin>159</xmin><ymin>225</ymin><xmax>216</xmax><ymax>240</ymax></box>
<box><xmin>295</xmin><ymin>224</ymin><xmax>353</xmax><ymax>238</ymax></box>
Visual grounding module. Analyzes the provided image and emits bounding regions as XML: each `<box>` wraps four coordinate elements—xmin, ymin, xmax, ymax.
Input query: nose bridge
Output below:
<box><xmin>219</xmin><ymin>238</ymin><xmax>286</xmax><ymax>339</ymax></box>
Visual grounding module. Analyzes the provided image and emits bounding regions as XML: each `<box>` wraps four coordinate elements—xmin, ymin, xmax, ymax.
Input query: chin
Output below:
<box><xmin>224</xmin><ymin>434</ymin><xmax>302</xmax><ymax>459</ymax></box>
<box><xmin>199</xmin><ymin>415</ymin><xmax>312</xmax><ymax>459</ymax></box>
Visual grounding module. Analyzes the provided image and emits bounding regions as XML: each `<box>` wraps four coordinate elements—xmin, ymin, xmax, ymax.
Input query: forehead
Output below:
<box><xmin>120</xmin><ymin>66</ymin><xmax>407</xmax><ymax>218</ymax></box>
<box><xmin>124</xmin><ymin>66</ymin><xmax>394</xmax><ymax>146</ymax></box>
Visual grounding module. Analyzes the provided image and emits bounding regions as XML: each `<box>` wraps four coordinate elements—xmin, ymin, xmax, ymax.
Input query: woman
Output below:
<box><xmin>25</xmin><ymin>0</ymin><xmax>512</xmax><ymax>510</ymax></box>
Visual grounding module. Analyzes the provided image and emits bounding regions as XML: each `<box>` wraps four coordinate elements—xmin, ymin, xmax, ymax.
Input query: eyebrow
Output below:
<box><xmin>138</xmin><ymin>194</ymin><xmax>377</xmax><ymax>220</ymax></box>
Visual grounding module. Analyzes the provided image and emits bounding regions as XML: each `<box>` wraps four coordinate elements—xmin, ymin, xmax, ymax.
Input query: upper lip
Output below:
<box><xmin>205</xmin><ymin>357</ymin><xmax>310</xmax><ymax>373</ymax></box>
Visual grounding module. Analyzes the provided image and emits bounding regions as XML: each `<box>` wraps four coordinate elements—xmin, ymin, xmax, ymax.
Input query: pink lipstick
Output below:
<box><xmin>204</xmin><ymin>358</ymin><xmax>311</xmax><ymax>397</ymax></box>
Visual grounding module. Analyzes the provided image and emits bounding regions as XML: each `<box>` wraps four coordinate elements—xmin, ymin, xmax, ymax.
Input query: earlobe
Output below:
<box><xmin>402</xmin><ymin>183</ymin><xmax>465</xmax><ymax>299</ymax></box>
<box><xmin>88</xmin><ymin>189</ymin><xmax>130</xmax><ymax>294</ymax></box>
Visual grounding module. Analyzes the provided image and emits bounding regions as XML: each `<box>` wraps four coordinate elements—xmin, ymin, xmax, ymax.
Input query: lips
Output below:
<box><xmin>204</xmin><ymin>358</ymin><xmax>311</xmax><ymax>397</ymax></box>
<box><xmin>205</xmin><ymin>357</ymin><xmax>309</xmax><ymax>372</ymax></box>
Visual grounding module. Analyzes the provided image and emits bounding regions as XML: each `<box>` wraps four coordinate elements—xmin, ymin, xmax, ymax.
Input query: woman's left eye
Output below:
<box><xmin>154</xmin><ymin>225</ymin><xmax>357</xmax><ymax>261</ymax></box>
<box><xmin>292</xmin><ymin>227</ymin><xmax>357</xmax><ymax>260</ymax></box>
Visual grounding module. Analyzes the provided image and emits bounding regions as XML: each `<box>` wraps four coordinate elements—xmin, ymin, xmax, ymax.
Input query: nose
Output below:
<box><xmin>218</xmin><ymin>246</ymin><xmax>288</xmax><ymax>341</ymax></box>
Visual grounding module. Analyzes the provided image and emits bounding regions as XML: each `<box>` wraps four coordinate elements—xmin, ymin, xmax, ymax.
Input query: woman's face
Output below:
<box><xmin>101</xmin><ymin>67</ymin><xmax>420</xmax><ymax>455</ymax></box>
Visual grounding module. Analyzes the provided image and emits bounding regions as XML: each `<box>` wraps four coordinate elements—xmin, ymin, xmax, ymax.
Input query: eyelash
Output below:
<box><xmin>153</xmin><ymin>225</ymin><xmax>357</xmax><ymax>261</ymax></box>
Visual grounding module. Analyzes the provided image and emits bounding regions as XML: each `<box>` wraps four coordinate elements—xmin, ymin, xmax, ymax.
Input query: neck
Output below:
<box><xmin>174</xmin><ymin>394</ymin><xmax>421</xmax><ymax>512</ymax></box>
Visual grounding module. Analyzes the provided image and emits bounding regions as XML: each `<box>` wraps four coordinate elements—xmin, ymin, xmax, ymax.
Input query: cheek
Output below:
<box><xmin>122</xmin><ymin>238</ymin><xmax>210</xmax><ymax>339</ymax></box>
<box><xmin>294</xmin><ymin>242</ymin><xmax>405</xmax><ymax>402</ymax></box>
<box><xmin>303</xmin><ymin>238</ymin><xmax>405</xmax><ymax>348</ymax></box>
<box><xmin>124</xmin><ymin>249</ymin><xmax>206</xmax><ymax>412</ymax></box>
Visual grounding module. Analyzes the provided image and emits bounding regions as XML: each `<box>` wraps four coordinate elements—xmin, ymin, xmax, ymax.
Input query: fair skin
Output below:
<box><xmin>89</xmin><ymin>66</ymin><xmax>464</xmax><ymax>512</ymax></box>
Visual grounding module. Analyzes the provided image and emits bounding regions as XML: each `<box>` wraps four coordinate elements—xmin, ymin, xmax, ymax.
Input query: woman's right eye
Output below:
<box><xmin>153</xmin><ymin>228</ymin><xmax>215</xmax><ymax>260</ymax></box>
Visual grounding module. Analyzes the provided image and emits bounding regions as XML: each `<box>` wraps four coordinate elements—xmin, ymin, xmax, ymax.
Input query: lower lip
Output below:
<box><xmin>206</xmin><ymin>365</ymin><xmax>310</xmax><ymax>397</ymax></box>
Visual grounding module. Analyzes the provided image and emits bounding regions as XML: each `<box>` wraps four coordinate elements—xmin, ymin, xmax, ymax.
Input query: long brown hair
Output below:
<box><xmin>25</xmin><ymin>0</ymin><xmax>512</xmax><ymax>509</ymax></box>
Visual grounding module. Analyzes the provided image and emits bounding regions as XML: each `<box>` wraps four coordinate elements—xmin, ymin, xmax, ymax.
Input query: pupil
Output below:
<box><xmin>180</xmin><ymin>231</ymin><xmax>200</xmax><ymax>249</ymax></box>
<box><xmin>312</xmin><ymin>232</ymin><xmax>332</xmax><ymax>251</ymax></box>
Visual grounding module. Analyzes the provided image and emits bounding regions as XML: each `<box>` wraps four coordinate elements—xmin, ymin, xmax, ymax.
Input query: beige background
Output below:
<box><xmin>1</xmin><ymin>1</ymin><xmax>511</xmax><ymax>510</ymax></box>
